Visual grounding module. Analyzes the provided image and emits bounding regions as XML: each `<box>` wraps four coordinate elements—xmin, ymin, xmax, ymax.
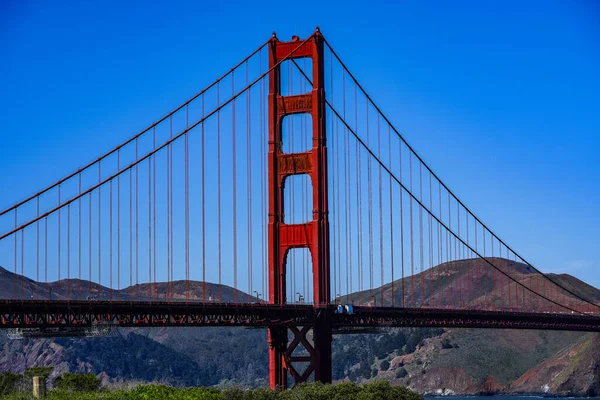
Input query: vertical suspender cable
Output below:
<box><xmin>130</xmin><ymin>167</ymin><xmax>133</xmax><ymax>299</ymax></box>
<box><xmin>246</xmin><ymin>61</ymin><xmax>253</xmax><ymax>302</ymax></box>
<box><xmin>14</xmin><ymin>211</ymin><xmax>17</xmax><ymax>299</ymax></box>
<box><xmin>260</xmin><ymin>51</ymin><xmax>265</xmax><ymax>300</ymax></box>
<box><xmin>232</xmin><ymin>71</ymin><xmax>238</xmax><ymax>302</ymax></box>
<box><xmin>429</xmin><ymin>172</ymin><xmax>434</xmax><ymax>306</ymax></box>
<box><xmin>409</xmin><ymin>154</ymin><xmax>414</xmax><ymax>306</ymax></box>
<box><xmin>366</xmin><ymin>100</ymin><xmax>373</xmax><ymax>300</ymax></box>
<box><xmin>21</xmin><ymin>229</ymin><xmax>24</xmax><ymax>299</ymax></box>
<box><xmin>483</xmin><ymin>228</ymin><xmax>487</xmax><ymax>308</ymax></box>
<box><xmin>44</xmin><ymin>214</ymin><xmax>48</xmax><ymax>295</ymax></box>
<box><xmin>355</xmin><ymin>83</ymin><xmax>362</xmax><ymax>296</ymax></box>
<box><xmin>37</xmin><ymin>198</ymin><xmax>40</xmax><ymax>284</ymax></box>
<box><xmin>97</xmin><ymin>174</ymin><xmax>102</xmax><ymax>295</ymax></box>
<box><xmin>476</xmin><ymin>219</ymin><xmax>480</xmax><ymax>307</ymax></box>
<box><xmin>109</xmin><ymin>180</ymin><xmax>112</xmax><ymax>301</ymax></box>
<box><xmin>456</xmin><ymin>198</ymin><xmax>460</xmax><ymax>305</ymax></box>
<box><xmin>330</xmin><ymin>54</ymin><xmax>336</xmax><ymax>303</ymax></box>
<box><xmin>149</xmin><ymin>143</ymin><xmax>153</xmax><ymax>299</ymax></box>
<box><xmin>89</xmin><ymin>190</ymin><xmax>93</xmax><ymax>297</ymax></box>
<box><xmin>183</xmin><ymin>101</ymin><xmax>191</xmax><ymax>301</ymax></box>
<box><xmin>343</xmin><ymin>70</ymin><xmax>351</xmax><ymax>299</ymax></box>
<box><xmin>58</xmin><ymin>186</ymin><xmax>61</xmax><ymax>299</ymax></box>
<box><xmin>200</xmin><ymin>97</ymin><xmax>205</xmax><ymax>301</ymax></box>
<box><xmin>378</xmin><ymin>114</ymin><xmax>384</xmax><ymax>305</ymax></box>
<box><xmin>145</xmin><ymin>148</ymin><xmax>150</xmax><ymax>299</ymax></box>
<box><xmin>218</xmin><ymin>82</ymin><xmax>223</xmax><ymax>302</ymax></box>
<box><xmin>135</xmin><ymin>140</ymin><xmax>139</xmax><ymax>300</ymax></box>
<box><xmin>399</xmin><ymin>140</ymin><xmax>405</xmax><ymax>307</ymax></box>
<box><xmin>67</xmin><ymin>204</ymin><xmax>71</xmax><ymax>300</ymax></box>
<box><xmin>328</xmin><ymin>58</ymin><xmax>336</xmax><ymax>301</ymax></box>
<box><xmin>117</xmin><ymin>151</ymin><xmax>121</xmax><ymax>299</ymax></box>
<box><xmin>189</xmin><ymin>101</ymin><xmax>193</xmax><ymax>301</ymax></box>
<box><xmin>438</xmin><ymin>194</ymin><xmax>442</xmax><ymax>306</ymax></box>
<box><xmin>419</xmin><ymin>163</ymin><xmax>424</xmax><ymax>306</ymax></box>
<box><xmin>388</xmin><ymin>125</ymin><xmax>394</xmax><ymax>307</ymax></box>
<box><xmin>466</xmin><ymin>207</ymin><xmax>470</xmax><ymax>305</ymax></box>
<box><xmin>79</xmin><ymin>174</ymin><xmax>82</xmax><ymax>298</ymax></box>
<box><xmin>153</xmin><ymin>130</ymin><xmax>157</xmax><ymax>299</ymax></box>
<box><xmin>447</xmin><ymin>191</ymin><xmax>452</xmax><ymax>304</ymax></box>
<box><xmin>167</xmin><ymin>117</ymin><xmax>172</xmax><ymax>300</ymax></box>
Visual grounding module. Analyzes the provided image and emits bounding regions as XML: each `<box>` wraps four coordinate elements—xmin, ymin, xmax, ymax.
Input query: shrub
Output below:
<box><xmin>24</xmin><ymin>366</ymin><xmax>54</xmax><ymax>380</ymax></box>
<box><xmin>0</xmin><ymin>372</ymin><xmax>22</xmax><ymax>395</ymax></box>
<box><xmin>54</xmin><ymin>372</ymin><xmax>101</xmax><ymax>392</ymax></box>
<box><xmin>133</xmin><ymin>384</ymin><xmax>177</xmax><ymax>398</ymax></box>
<box><xmin>395</xmin><ymin>367</ymin><xmax>408</xmax><ymax>378</ymax></box>
<box><xmin>0</xmin><ymin>380</ymin><xmax>422</xmax><ymax>400</ymax></box>
<box><xmin>380</xmin><ymin>360</ymin><xmax>390</xmax><ymax>371</ymax></box>
<box><xmin>19</xmin><ymin>366</ymin><xmax>54</xmax><ymax>393</ymax></box>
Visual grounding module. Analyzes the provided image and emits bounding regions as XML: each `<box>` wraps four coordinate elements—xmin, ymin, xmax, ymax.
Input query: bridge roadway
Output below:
<box><xmin>1</xmin><ymin>300</ymin><xmax>599</xmax><ymax>332</ymax></box>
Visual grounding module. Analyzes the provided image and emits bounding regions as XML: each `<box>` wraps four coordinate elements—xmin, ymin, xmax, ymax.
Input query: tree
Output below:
<box><xmin>53</xmin><ymin>372</ymin><xmax>100</xmax><ymax>392</ymax></box>
<box><xmin>0</xmin><ymin>372</ymin><xmax>22</xmax><ymax>395</ymax></box>
<box><xmin>24</xmin><ymin>366</ymin><xmax>53</xmax><ymax>381</ymax></box>
<box><xmin>380</xmin><ymin>360</ymin><xmax>390</xmax><ymax>371</ymax></box>
<box><xmin>395</xmin><ymin>367</ymin><xmax>408</xmax><ymax>379</ymax></box>
<box><xmin>22</xmin><ymin>366</ymin><xmax>53</xmax><ymax>393</ymax></box>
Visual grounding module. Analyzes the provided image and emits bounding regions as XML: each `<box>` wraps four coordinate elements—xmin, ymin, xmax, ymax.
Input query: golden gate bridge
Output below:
<box><xmin>0</xmin><ymin>28</ymin><xmax>598</xmax><ymax>388</ymax></box>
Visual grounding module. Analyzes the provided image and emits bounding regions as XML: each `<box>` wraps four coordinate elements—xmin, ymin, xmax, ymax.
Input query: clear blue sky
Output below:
<box><xmin>1</xmin><ymin>1</ymin><xmax>598</xmax><ymax>289</ymax></box>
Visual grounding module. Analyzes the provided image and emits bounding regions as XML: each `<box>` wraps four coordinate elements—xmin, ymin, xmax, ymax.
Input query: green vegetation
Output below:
<box><xmin>0</xmin><ymin>381</ymin><xmax>421</xmax><ymax>400</ymax></box>
<box><xmin>1</xmin><ymin>367</ymin><xmax>55</xmax><ymax>395</ymax></box>
<box><xmin>53</xmin><ymin>373</ymin><xmax>100</xmax><ymax>392</ymax></box>
<box><xmin>23</xmin><ymin>368</ymin><xmax>53</xmax><ymax>381</ymax></box>
<box><xmin>428</xmin><ymin>329</ymin><xmax>586</xmax><ymax>384</ymax></box>
<box><xmin>332</xmin><ymin>327</ymin><xmax>442</xmax><ymax>381</ymax></box>
<box><xmin>55</xmin><ymin>333</ymin><xmax>212</xmax><ymax>387</ymax></box>
<box><xmin>379</xmin><ymin>360</ymin><xmax>390</xmax><ymax>371</ymax></box>
<box><xmin>0</xmin><ymin>373</ymin><xmax>22</xmax><ymax>396</ymax></box>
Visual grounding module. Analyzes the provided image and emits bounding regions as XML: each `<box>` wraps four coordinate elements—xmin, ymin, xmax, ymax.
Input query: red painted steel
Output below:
<box><xmin>267</xmin><ymin>28</ymin><xmax>332</xmax><ymax>389</ymax></box>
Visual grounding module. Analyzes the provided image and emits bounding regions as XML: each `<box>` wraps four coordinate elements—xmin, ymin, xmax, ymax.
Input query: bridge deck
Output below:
<box><xmin>1</xmin><ymin>300</ymin><xmax>599</xmax><ymax>332</ymax></box>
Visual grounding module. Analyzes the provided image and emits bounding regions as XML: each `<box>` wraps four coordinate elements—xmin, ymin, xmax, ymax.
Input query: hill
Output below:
<box><xmin>509</xmin><ymin>333</ymin><xmax>600</xmax><ymax>396</ymax></box>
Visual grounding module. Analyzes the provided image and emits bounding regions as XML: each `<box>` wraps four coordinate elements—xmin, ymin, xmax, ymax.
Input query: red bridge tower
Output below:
<box><xmin>267</xmin><ymin>29</ymin><xmax>332</xmax><ymax>389</ymax></box>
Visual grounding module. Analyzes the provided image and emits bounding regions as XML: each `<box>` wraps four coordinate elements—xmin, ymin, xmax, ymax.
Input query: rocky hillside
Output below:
<box><xmin>361</xmin><ymin>328</ymin><xmax>591</xmax><ymax>395</ymax></box>
<box><xmin>511</xmin><ymin>333</ymin><xmax>600</xmax><ymax>396</ymax></box>
<box><xmin>0</xmin><ymin>260</ymin><xmax>598</xmax><ymax>395</ymax></box>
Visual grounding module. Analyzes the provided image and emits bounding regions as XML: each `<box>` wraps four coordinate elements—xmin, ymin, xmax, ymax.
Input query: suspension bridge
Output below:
<box><xmin>0</xmin><ymin>28</ymin><xmax>598</xmax><ymax>388</ymax></box>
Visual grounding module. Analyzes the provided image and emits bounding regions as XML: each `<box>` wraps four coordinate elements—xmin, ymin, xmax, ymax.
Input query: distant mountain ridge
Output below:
<box><xmin>0</xmin><ymin>264</ymin><xmax>252</xmax><ymax>303</ymax></box>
